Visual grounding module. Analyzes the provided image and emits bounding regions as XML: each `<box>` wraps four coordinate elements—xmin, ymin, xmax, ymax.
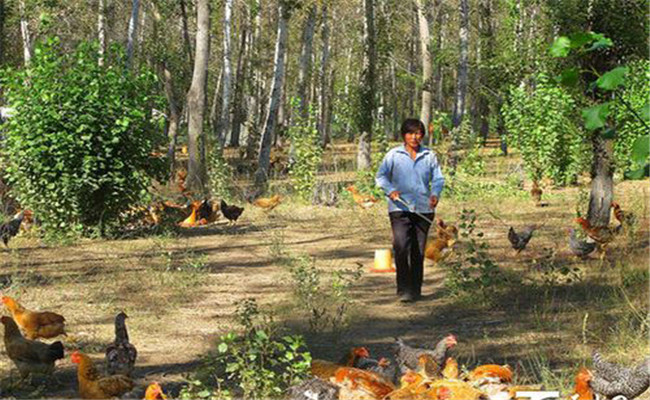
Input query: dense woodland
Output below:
<box><xmin>0</xmin><ymin>0</ymin><xmax>648</xmax><ymax>399</ymax></box>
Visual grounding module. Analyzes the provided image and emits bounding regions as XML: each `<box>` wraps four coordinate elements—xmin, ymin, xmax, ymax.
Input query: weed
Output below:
<box><xmin>529</xmin><ymin>247</ymin><xmax>583</xmax><ymax>286</ymax></box>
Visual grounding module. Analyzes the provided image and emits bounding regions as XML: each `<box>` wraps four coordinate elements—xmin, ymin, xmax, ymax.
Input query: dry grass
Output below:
<box><xmin>0</xmin><ymin>145</ymin><xmax>648</xmax><ymax>399</ymax></box>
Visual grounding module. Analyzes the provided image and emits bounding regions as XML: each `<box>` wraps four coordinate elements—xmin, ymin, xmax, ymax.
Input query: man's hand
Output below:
<box><xmin>389</xmin><ymin>191</ymin><xmax>401</xmax><ymax>201</ymax></box>
<box><xmin>429</xmin><ymin>195</ymin><xmax>439</xmax><ymax>209</ymax></box>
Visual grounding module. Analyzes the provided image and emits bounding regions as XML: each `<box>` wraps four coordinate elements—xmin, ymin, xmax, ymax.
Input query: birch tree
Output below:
<box><xmin>126</xmin><ymin>0</ymin><xmax>140</xmax><ymax>69</ymax></box>
<box><xmin>452</xmin><ymin>0</ymin><xmax>468</xmax><ymax>128</ymax></box>
<box><xmin>318</xmin><ymin>3</ymin><xmax>331</xmax><ymax>146</ymax></box>
<box><xmin>230</xmin><ymin>5</ymin><xmax>250</xmax><ymax>148</ymax></box>
<box><xmin>416</xmin><ymin>0</ymin><xmax>432</xmax><ymax>135</ymax></box>
<box><xmin>297</xmin><ymin>4</ymin><xmax>317</xmax><ymax>118</ymax></box>
<box><xmin>97</xmin><ymin>0</ymin><xmax>106</xmax><ymax>66</ymax></box>
<box><xmin>357</xmin><ymin>0</ymin><xmax>375</xmax><ymax>170</ymax></box>
<box><xmin>217</xmin><ymin>0</ymin><xmax>233</xmax><ymax>147</ymax></box>
<box><xmin>19</xmin><ymin>0</ymin><xmax>31</xmax><ymax>65</ymax></box>
<box><xmin>186</xmin><ymin>0</ymin><xmax>211</xmax><ymax>193</ymax></box>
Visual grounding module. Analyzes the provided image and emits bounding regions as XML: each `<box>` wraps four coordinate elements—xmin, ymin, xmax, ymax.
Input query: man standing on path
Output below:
<box><xmin>375</xmin><ymin>118</ymin><xmax>445</xmax><ymax>303</ymax></box>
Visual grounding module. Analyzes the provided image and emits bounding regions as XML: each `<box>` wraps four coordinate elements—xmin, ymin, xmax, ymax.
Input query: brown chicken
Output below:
<box><xmin>311</xmin><ymin>347</ymin><xmax>370</xmax><ymax>380</ymax></box>
<box><xmin>425</xmin><ymin>236</ymin><xmax>456</xmax><ymax>264</ymax></box>
<box><xmin>435</xmin><ymin>219</ymin><xmax>458</xmax><ymax>240</ymax></box>
<box><xmin>574</xmin><ymin>217</ymin><xmax>619</xmax><ymax>258</ymax></box>
<box><xmin>425</xmin><ymin>379</ymin><xmax>484</xmax><ymax>400</ymax></box>
<box><xmin>333</xmin><ymin>367</ymin><xmax>396</xmax><ymax>399</ymax></box>
<box><xmin>346</xmin><ymin>185</ymin><xmax>379</xmax><ymax>209</ymax></box>
<box><xmin>611</xmin><ymin>202</ymin><xmax>637</xmax><ymax>230</ymax></box>
<box><xmin>252</xmin><ymin>194</ymin><xmax>283</xmax><ymax>211</ymax></box>
<box><xmin>71</xmin><ymin>351</ymin><xmax>135</xmax><ymax>399</ymax></box>
<box><xmin>418</xmin><ymin>353</ymin><xmax>442</xmax><ymax>379</ymax></box>
<box><xmin>385</xmin><ymin>371</ymin><xmax>426</xmax><ymax>400</ymax></box>
<box><xmin>442</xmin><ymin>357</ymin><xmax>459</xmax><ymax>379</ymax></box>
<box><xmin>2</xmin><ymin>296</ymin><xmax>66</xmax><ymax>340</ymax></box>
<box><xmin>573</xmin><ymin>367</ymin><xmax>594</xmax><ymax>400</ymax></box>
<box><xmin>144</xmin><ymin>382</ymin><xmax>168</xmax><ymax>400</ymax></box>
<box><xmin>1</xmin><ymin>316</ymin><xmax>64</xmax><ymax>378</ymax></box>
<box><xmin>178</xmin><ymin>200</ymin><xmax>202</xmax><ymax>228</ymax></box>
<box><xmin>468</xmin><ymin>364</ymin><xmax>513</xmax><ymax>383</ymax></box>
<box><xmin>531</xmin><ymin>180</ymin><xmax>542</xmax><ymax>205</ymax></box>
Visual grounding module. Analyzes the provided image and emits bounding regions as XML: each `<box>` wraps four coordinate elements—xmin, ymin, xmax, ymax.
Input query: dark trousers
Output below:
<box><xmin>389</xmin><ymin>211</ymin><xmax>434</xmax><ymax>296</ymax></box>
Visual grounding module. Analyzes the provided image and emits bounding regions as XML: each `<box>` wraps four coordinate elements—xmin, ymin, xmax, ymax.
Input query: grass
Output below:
<box><xmin>0</xmin><ymin>143</ymin><xmax>647</xmax><ymax>399</ymax></box>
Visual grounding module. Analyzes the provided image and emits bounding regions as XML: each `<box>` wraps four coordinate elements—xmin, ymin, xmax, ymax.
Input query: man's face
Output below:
<box><xmin>404</xmin><ymin>130</ymin><xmax>424</xmax><ymax>148</ymax></box>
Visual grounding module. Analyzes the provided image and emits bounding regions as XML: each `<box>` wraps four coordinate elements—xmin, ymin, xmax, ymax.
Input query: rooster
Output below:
<box><xmin>568</xmin><ymin>228</ymin><xmax>597</xmax><ymax>259</ymax></box>
<box><xmin>0</xmin><ymin>210</ymin><xmax>26</xmax><ymax>247</ymax></box>
<box><xmin>574</xmin><ymin>217</ymin><xmax>619</xmax><ymax>258</ymax></box>
<box><xmin>590</xmin><ymin>351</ymin><xmax>650</xmax><ymax>400</ymax></box>
<box><xmin>346</xmin><ymin>185</ymin><xmax>379</xmax><ymax>209</ymax></box>
<box><xmin>508</xmin><ymin>226</ymin><xmax>537</xmax><ymax>254</ymax></box>
<box><xmin>394</xmin><ymin>334</ymin><xmax>457</xmax><ymax>375</ymax></box>
<box><xmin>311</xmin><ymin>347</ymin><xmax>370</xmax><ymax>380</ymax></box>
<box><xmin>105</xmin><ymin>312</ymin><xmax>137</xmax><ymax>376</ymax></box>
<box><xmin>1</xmin><ymin>316</ymin><xmax>64</xmax><ymax>378</ymax></box>
<box><xmin>220</xmin><ymin>199</ymin><xmax>244</xmax><ymax>225</ymax></box>
<box><xmin>611</xmin><ymin>202</ymin><xmax>637</xmax><ymax>231</ymax></box>
<box><xmin>252</xmin><ymin>194</ymin><xmax>282</xmax><ymax>211</ymax></box>
<box><xmin>2</xmin><ymin>296</ymin><xmax>66</xmax><ymax>340</ymax></box>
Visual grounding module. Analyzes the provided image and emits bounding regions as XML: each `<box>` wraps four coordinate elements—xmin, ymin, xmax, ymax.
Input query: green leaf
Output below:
<box><xmin>218</xmin><ymin>342</ymin><xmax>228</xmax><ymax>353</ymax></box>
<box><xmin>586</xmin><ymin>33</ymin><xmax>613</xmax><ymax>51</ymax></box>
<box><xmin>550</xmin><ymin>36</ymin><xmax>571</xmax><ymax>57</ymax></box>
<box><xmin>596</xmin><ymin>67</ymin><xmax>628</xmax><ymax>91</ymax></box>
<box><xmin>582</xmin><ymin>103</ymin><xmax>610</xmax><ymax>131</ymax></box>
<box><xmin>602</xmin><ymin>127</ymin><xmax>616</xmax><ymax>139</ymax></box>
<box><xmin>624</xmin><ymin>165</ymin><xmax>649</xmax><ymax>180</ymax></box>
<box><xmin>556</xmin><ymin>68</ymin><xmax>580</xmax><ymax>86</ymax></box>
<box><xmin>568</xmin><ymin>32</ymin><xmax>594</xmax><ymax>49</ymax></box>
<box><xmin>641</xmin><ymin>102</ymin><xmax>650</xmax><ymax>122</ymax></box>
<box><xmin>630</xmin><ymin>135</ymin><xmax>649</xmax><ymax>163</ymax></box>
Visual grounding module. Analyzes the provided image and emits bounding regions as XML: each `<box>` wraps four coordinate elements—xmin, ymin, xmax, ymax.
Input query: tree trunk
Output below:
<box><xmin>18</xmin><ymin>0</ymin><xmax>31</xmax><ymax>65</ymax></box>
<box><xmin>244</xmin><ymin>1</ymin><xmax>262</xmax><ymax>160</ymax></box>
<box><xmin>255</xmin><ymin>0</ymin><xmax>290</xmax><ymax>189</ymax></box>
<box><xmin>230</xmin><ymin>11</ymin><xmax>249</xmax><ymax>148</ymax></box>
<box><xmin>357</xmin><ymin>0</ymin><xmax>375</xmax><ymax>171</ymax></box>
<box><xmin>297</xmin><ymin>4</ymin><xmax>316</xmax><ymax>118</ymax></box>
<box><xmin>180</xmin><ymin>0</ymin><xmax>193</xmax><ymax>67</ymax></box>
<box><xmin>186</xmin><ymin>0</ymin><xmax>210</xmax><ymax>193</ymax></box>
<box><xmin>587</xmin><ymin>133</ymin><xmax>614</xmax><ymax>226</ymax></box>
<box><xmin>318</xmin><ymin>3</ymin><xmax>331</xmax><ymax>147</ymax></box>
<box><xmin>209</xmin><ymin>67</ymin><xmax>223</xmax><ymax>137</ymax></box>
<box><xmin>163</xmin><ymin>62</ymin><xmax>181</xmax><ymax>181</ymax></box>
<box><xmin>217</xmin><ymin>0</ymin><xmax>233</xmax><ymax>147</ymax></box>
<box><xmin>0</xmin><ymin>0</ymin><xmax>4</xmax><ymax>66</ymax></box>
<box><xmin>452</xmin><ymin>0</ymin><xmax>468</xmax><ymax>129</ymax></box>
<box><xmin>97</xmin><ymin>0</ymin><xmax>106</xmax><ymax>66</ymax></box>
<box><xmin>417</xmin><ymin>0</ymin><xmax>432</xmax><ymax>136</ymax></box>
<box><xmin>126</xmin><ymin>0</ymin><xmax>140</xmax><ymax>70</ymax></box>
<box><xmin>344</xmin><ymin>45</ymin><xmax>355</xmax><ymax>143</ymax></box>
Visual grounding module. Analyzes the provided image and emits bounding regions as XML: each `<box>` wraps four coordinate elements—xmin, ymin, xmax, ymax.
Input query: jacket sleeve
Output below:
<box><xmin>429</xmin><ymin>153</ymin><xmax>445</xmax><ymax>198</ymax></box>
<box><xmin>375</xmin><ymin>151</ymin><xmax>395</xmax><ymax>195</ymax></box>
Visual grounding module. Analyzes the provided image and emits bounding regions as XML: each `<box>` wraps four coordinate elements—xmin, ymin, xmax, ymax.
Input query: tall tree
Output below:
<box><xmin>0</xmin><ymin>0</ymin><xmax>4</xmax><ymax>66</ymax></box>
<box><xmin>297</xmin><ymin>4</ymin><xmax>317</xmax><ymax>118</ymax></box>
<box><xmin>126</xmin><ymin>0</ymin><xmax>141</xmax><ymax>69</ymax></box>
<box><xmin>357</xmin><ymin>0</ymin><xmax>376</xmax><ymax>170</ymax></box>
<box><xmin>452</xmin><ymin>0</ymin><xmax>469</xmax><ymax>128</ymax></box>
<box><xmin>318</xmin><ymin>3</ymin><xmax>331</xmax><ymax>146</ymax></box>
<box><xmin>230</xmin><ymin>5</ymin><xmax>250</xmax><ymax>148</ymax></box>
<box><xmin>97</xmin><ymin>0</ymin><xmax>106</xmax><ymax>66</ymax></box>
<box><xmin>185</xmin><ymin>0</ymin><xmax>211</xmax><ymax>193</ymax></box>
<box><xmin>18</xmin><ymin>0</ymin><xmax>31</xmax><ymax>65</ymax></box>
<box><xmin>217</xmin><ymin>0</ymin><xmax>233</xmax><ymax>147</ymax></box>
<box><xmin>255</xmin><ymin>0</ymin><xmax>291</xmax><ymax>189</ymax></box>
<box><xmin>416</xmin><ymin>0</ymin><xmax>432</xmax><ymax>135</ymax></box>
<box><xmin>180</xmin><ymin>0</ymin><xmax>193</xmax><ymax>67</ymax></box>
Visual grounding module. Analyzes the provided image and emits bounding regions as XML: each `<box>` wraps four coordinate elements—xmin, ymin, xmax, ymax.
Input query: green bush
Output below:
<box><xmin>287</xmin><ymin>99</ymin><xmax>322</xmax><ymax>201</ymax></box>
<box><xmin>1</xmin><ymin>38</ymin><xmax>165</xmax><ymax>237</ymax></box>
<box><xmin>208</xmin><ymin>145</ymin><xmax>234</xmax><ymax>201</ymax></box>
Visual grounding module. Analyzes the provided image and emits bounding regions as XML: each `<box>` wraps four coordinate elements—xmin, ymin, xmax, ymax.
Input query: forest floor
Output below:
<box><xmin>0</xmin><ymin>143</ymin><xmax>648</xmax><ymax>399</ymax></box>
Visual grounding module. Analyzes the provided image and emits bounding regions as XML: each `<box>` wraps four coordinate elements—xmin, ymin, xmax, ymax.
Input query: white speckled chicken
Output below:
<box><xmin>394</xmin><ymin>334</ymin><xmax>457</xmax><ymax>375</ymax></box>
<box><xmin>590</xmin><ymin>351</ymin><xmax>650</xmax><ymax>400</ymax></box>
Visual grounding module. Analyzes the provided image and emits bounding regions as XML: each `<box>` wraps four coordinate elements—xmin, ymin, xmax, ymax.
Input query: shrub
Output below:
<box><xmin>208</xmin><ymin>145</ymin><xmax>234</xmax><ymax>201</ymax></box>
<box><xmin>287</xmin><ymin>98</ymin><xmax>322</xmax><ymax>201</ymax></box>
<box><xmin>0</xmin><ymin>38</ymin><xmax>165</xmax><ymax>237</ymax></box>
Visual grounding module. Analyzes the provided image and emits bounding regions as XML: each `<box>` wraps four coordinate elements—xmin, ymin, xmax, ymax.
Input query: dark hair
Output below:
<box><xmin>400</xmin><ymin>118</ymin><xmax>425</xmax><ymax>137</ymax></box>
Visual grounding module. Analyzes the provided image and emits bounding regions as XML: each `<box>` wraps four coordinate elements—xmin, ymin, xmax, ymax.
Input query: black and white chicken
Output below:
<box><xmin>590</xmin><ymin>351</ymin><xmax>650</xmax><ymax>400</ymax></box>
<box><xmin>0</xmin><ymin>211</ymin><xmax>25</xmax><ymax>247</ymax></box>
<box><xmin>105</xmin><ymin>312</ymin><xmax>137</xmax><ymax>376</ymax></box>
<box><xmin>508</xmin><ymin>226</ymin><xmax>537</xmax><ymax>253</ymax></box>
<box><xmin>394</xmin><ymin>334</ymin><xmax>457</xmax><ymax>375</ymax></box>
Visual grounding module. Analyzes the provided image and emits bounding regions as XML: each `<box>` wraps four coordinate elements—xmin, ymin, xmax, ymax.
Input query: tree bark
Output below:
<box><xmin>97</xmin><ymin>0</ymin><xmax>106</xmax><ymax>66</ymax></box>
<box><xmin>357</xmin><ymin>0</ymin><xmax>375</xmax><ymax>170</ymax></box>
<box><xmin>180</xmin><ymin>0</ymin><xmax>193</xmax><ymax>67</ymax></box>
<box><xmin>186</xmin><ymin>0</ymin><xmax>211</xmax><ymax>193</ymax></box>
<box><xmin>0</xmin><ymin>0</ymin><xmax>4</xmax><ymax>66</ymax></box>
<box><xmin>417</xmin><ymin>0</ymin><xmax>432</xmax><ymax>136</ymax></box>
<box><xmin>230</xmin><ymin>10</ymin><xmax>249</xmax><ymax>148</ymax></box>
<box><xmin>18</xmin><ymin>0</ymin><xmax>31</xmax><ymax>65</ymax></box>
<box><xmin>163</xmin><ymin>62</ymin><xmax>181</xmax><ymax>181</ymax></box>
<box><xmin>587</xmin><ymin>133</ymin><xmax>614</xmax><ymax>226</ymax></box>
<box><xmin>217</xmin><ymin>0</ymin><xmax>233</xmax><ymax>147</ymax></box>
<box><xmin>297</xmin><ymin>4</ymin><xmax>317</xmax><ymax>118</ymax></box>
<box><xmin>255</xmin><ymin>0</ymin><xmax>290</xmax><ymax>189</ymax></box>
<box><xmin>318</xmin><ymin>3</ymin><xmax>331</xmax><ymax>147</ymax></box>
<box><xmin>126</xmin><ymin>0</ymin><xmax>140</xmax><ymax>70</ymax></box>
<box><xmin>452</xmin><ymin>0</ymin><xmax>468</xmax><ymax>129</ymax></box>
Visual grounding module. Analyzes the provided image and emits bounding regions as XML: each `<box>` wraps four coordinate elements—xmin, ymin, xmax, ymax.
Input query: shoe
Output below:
<box><xmin>399</xmin><ymin>292</ymin><xmax>414</xmax><ymax>303</ymax></box>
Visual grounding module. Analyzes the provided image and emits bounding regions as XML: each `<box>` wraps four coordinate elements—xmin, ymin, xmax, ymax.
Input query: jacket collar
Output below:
<box><xmin>397</xmin><ymin>144</ymin><xmax>430</xmax><ymax>160</ymax></box>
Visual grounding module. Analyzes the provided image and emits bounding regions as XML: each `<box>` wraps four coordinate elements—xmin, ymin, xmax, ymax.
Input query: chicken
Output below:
<box><xmin>568</xmin><ymin>228</ymin><xmax>597</xmax><ymax>259</ymax></box>
<box><xmin>1</xmin><ymin>316</ymin><xmax>64</xmax><ymax>378</ymax></box>
<box><xmin>611</xmin><ymin>202</ymin><xmax>637</xmax><ymax>230</ymax></box>
<box><xmin>384</xmin><ymin>371</ymin><xmax>426</xmax><ymax>400</ymax></box>
<box><xmin>508</xmin><ymin>226</ymin><xmax>537</xmax><ymax>254</ymax></box>
<box><xmin>531</xmin><ymin>180</ymin><xmax>542</xmax><ymax>205</ymax></box>
<box><xmin>572</xmin><ymin>367</ymin><xmax>594</xmax><ymax>400</ymax></box>
<box><xmin>468</xmin><ymin>364</ymin><xmax>513</xmax><ymax>383</ymax></box>
<box><xmin>105</xmin><ymin>312</ymin><xmax>137</xmax><ymax>376</ymax></box>
<box><xmin>590</xmin><ymin>352</ymin><xmax>650</xmax><ymax>400</ymax></box>
<box><xmin>178</xmin><ymin>200</ymin><xmax>202</xmax><ymax>228</ymax></box>
<box><xmin>0</xmin><ymin>210</ymin><xmax>25</xmax><ymax>247</ymax></box>
<box><xmin>220</xmin><ymin>199</ymin><xmax>244</xmax><ymax>225</ymax></box>
<box><xmin>71</xmin><ymin>351</ymin><xmax>135</xmax><ymax>399</ymax></box>
<box><xmin>2</xmin><ymin>296</ymin><xmax>66</xmax><ymax>340</ymax></box>
<box><xmin>394</xmin><ymin>334</ymin><xmax>457</xmax><ymax>375</ymax></box>
<box><xmin>311</xmin><ymin>347</ymin><xmax>370</xmax><ymax>380</ymax></box>
<box><xmin>196</xmin><ymin>198</ymin><xmax>220</xmax><ymax>224</ymax></box>
<box><xmin>424</xmin><ymin>379</ymin><xmax>484</xmax><ymax>400</ymax></box>
<box><xmin>287</xmin><ymin>377</ymin><xmax>339</xmax><ymax>400</ymax></box>
<box><xmin>574</xmin><ymin>217</ymin><xmax>619</xmax><ymax>258</ymax></box>
<box><xmin>435</xmin><ymin>219</ymin><xmax>458</xmax><ymax>240</ymax></box>
<box><xmin>332</xmin><ymin>367</ymin><xmax>396</xmax><ymax>399</ymax></box>
<box><xmin>442</xmin><ymin>357</ymin><xmax>459</xmax><ymax>379</ymax></box>
<box><xmin>357</xmin><ymin>356</ymin><xmax>397</xmax><ymax>383</ymax></box>
<box><xmin>144</xmin><ymin>382</ymin><xmax>168</xmax><ymax>400</ymax></box>
<box><xmin>346</xmin><ymin>185</ymin><xmax>379</xmax><ymax>209</ymax></box>
<box><xmin>425</xmin><ymin>236</ymin><xmax>456</xmax><ymax>264</ymax></box>
<box><xmin>252</xmin><ymin>194</ymin><xmax>282</xmax><ymax>211</ymax></box>
<box><xmin>417</xmin><ymin>353</ymin><xmax>443</xmax><ymax>379</ymax></box>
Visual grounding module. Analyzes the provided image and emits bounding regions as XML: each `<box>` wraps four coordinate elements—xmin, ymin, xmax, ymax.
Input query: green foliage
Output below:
<box><xmin>581</xmin><ymin>103</ymin><xmax>610</xmax><ymax>131</ymax></box>
<box><xmin>503</xmin><ymin>73</ymin><xmax>586</xmax><ymax>184</ymax></box>
<box><xmin>287</xmin><ymin>99</ymin><xmax>323</xmax><ymax>201</ymax></box>
<box><xmin>444</xmin><ymin>209</ymin><xmax>507</xmax><ymax>303</ymax></box>
<box><xmin>529</xmin><ymin>248</ymin><xmax>582</xmax><ymax>286</ymax></box>
<box><xmin>208</xmin><ymin>145</ymin><xmax>234</xmax><ymax>201</ymax></box>
<box><xmin>1</xmin><ymin>38</ymin><xmax>165</xmax><ymax>237</ymax></box>
<box><xmin>180</xmin><ymin>298</ymin><xmax>311</xmax><ymax>400</ymax></box>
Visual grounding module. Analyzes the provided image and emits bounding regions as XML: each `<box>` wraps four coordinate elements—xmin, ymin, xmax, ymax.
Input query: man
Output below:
<box><xmin>375</xmin><ymin>118</ymin><xmax>445</xmax><ymax>302</ymax></box>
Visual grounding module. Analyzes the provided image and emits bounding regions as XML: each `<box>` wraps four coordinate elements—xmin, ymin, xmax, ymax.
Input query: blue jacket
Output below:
<box><xmin>375</xmin><ymin>145</ymin><xmax>445</xmax><ymax>213</ymax></box>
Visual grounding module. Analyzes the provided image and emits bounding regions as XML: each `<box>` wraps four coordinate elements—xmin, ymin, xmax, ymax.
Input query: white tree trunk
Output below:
<box><xmin>186</xmin><ymin>0</ymin><xmax>211</xmax><ymax>193</ymax></box>
<box><xmin>230</xmin><ymin>10</ymin><xmax>249</xmax><ymax>148</ymax></box>
<box><xmin>318</xmin><ymin>4</ymin><xmax>330</xmax><ymax>146</ymax></box>
<box><xmin>357</xmin><ymin>0</ymin><xmax>375</xmax><ymax>170</ymax></box>
<box><xmin>126</xmin><ymin>0</ymin><xmax>140</xmax><ymax>69</ymax></box>
<box><xmin>97</xmin><ymin>0</ymin><xmax>106</xmax><ymax>66</ymax></box>
<box><xmin>255</xmin><ymin>1</ymin><xmax>290</xmax><ymax>188</ymax></box>
<box><xmin>18</xmin><ymin>0</ymin><xmax>31</xmax><ymax>65</ymax></box>
<box><xmin>180</xmin><ymin>0</ymin><xmax>193</xmax><ymax>66</ymax></box>
<box><xmin>452</xmin><ymin>0</ymin><xmax>469</xmax><ymax>129</ymax></box>
<box><xmin>297</xmin><ymin>4</ymin><xmax>317</xmax><ymax>118</ymax></box>
<box><xmin>217</xmin><ymin>0</ymin><xmax>233</xmax><ymax>147</ymax></box>
<box><xmin>417</xmin><ymin>0</ymin><xmax>432</xmax><ymax>135</ymax></box>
